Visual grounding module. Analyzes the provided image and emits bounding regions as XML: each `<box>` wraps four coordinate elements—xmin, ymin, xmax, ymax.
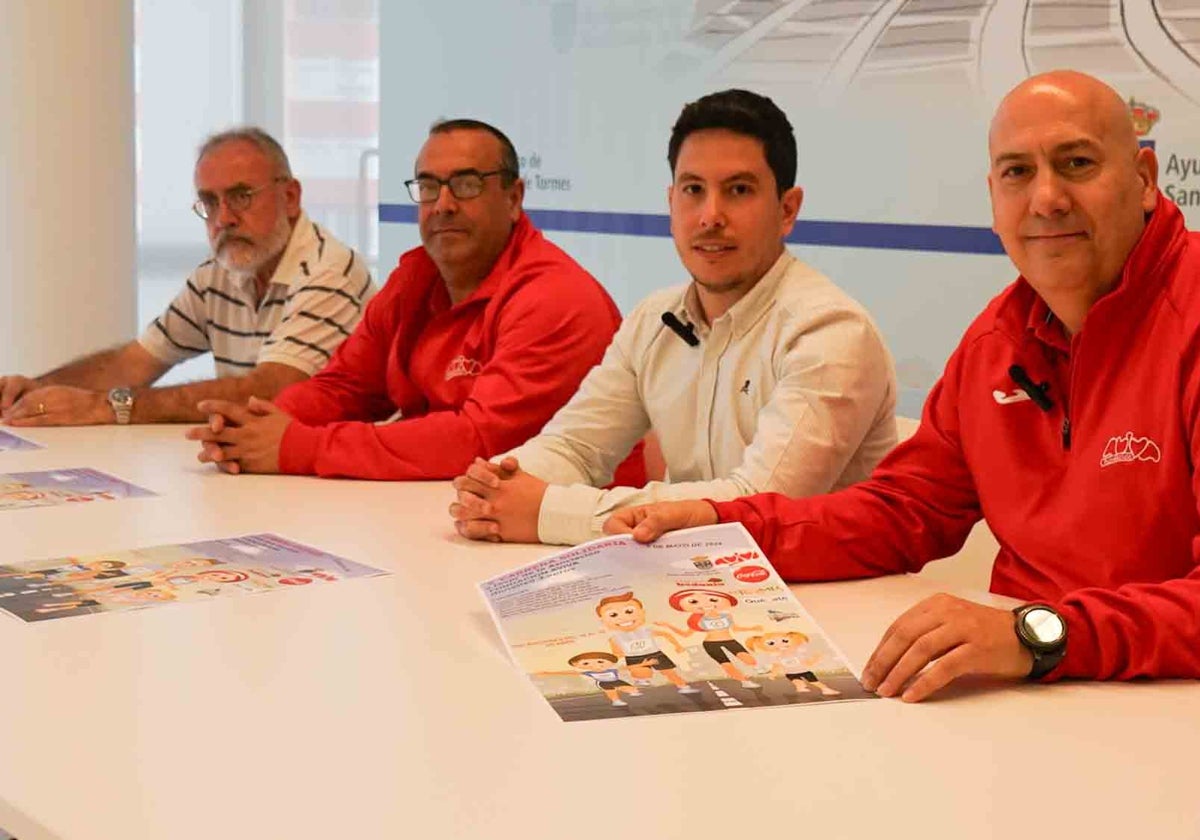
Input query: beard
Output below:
<box><xmin>214</xmin><ymin>213</ymin><xmax>294</xmax><ymax>277</ymax></box>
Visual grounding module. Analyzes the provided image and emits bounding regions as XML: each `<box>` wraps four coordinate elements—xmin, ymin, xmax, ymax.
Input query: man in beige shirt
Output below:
<box><xmin>450</xmin><ymin>89</ymin><xmax>897</xmax><ymax>545</ymax></box>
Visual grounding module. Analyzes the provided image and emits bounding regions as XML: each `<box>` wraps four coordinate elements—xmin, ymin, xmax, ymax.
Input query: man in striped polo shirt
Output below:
<box><xmin>0</xmin><ymin>128</ymin><xmax>374</xmax><ymax>426</ymax></box>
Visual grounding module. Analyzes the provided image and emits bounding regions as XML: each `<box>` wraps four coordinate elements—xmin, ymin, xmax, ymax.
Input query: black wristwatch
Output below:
<box><xmin>1013</xmin><ymin>603</ymin><xmax>1068</xmax><ymax>679</ymax></box>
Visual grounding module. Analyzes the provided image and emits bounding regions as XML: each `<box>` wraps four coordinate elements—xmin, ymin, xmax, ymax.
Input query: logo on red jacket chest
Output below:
<box><xmin>1100</xmin><ymin>432</ymin><xmax>1161</xmax><ymax>468</ymax></box>
<box><xmin>445</xmin><ymin>355</ymin><xmax>483</xmax><ymax>381</ymax></box>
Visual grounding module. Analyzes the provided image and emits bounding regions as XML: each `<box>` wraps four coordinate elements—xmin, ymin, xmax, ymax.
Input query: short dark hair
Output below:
<box><xmin>429</xmin><ymin>118</ymin><xmax>520</xmax><ymax>185</ymax></box>
<box><xmin>667</xmin><ymin>89</ymin><xmax>796</xmax><ymax>194</ymax></box>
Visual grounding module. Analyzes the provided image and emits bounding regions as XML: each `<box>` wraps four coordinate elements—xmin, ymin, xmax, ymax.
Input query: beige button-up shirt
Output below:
<box><xmin>506</xmin><ymin>250</ymin><xmax>898</xmax><ymax>545</ymax></box>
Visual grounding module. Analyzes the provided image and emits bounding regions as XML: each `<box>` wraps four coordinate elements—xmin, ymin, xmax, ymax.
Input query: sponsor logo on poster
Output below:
<box><xmin>734</xmin><ymin>565</ymin><xmax>770</xmax><ymax>584</ymax></box>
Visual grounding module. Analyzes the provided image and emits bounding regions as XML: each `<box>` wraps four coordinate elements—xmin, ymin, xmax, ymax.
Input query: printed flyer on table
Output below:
<box><xmin>0</xmin><ymin>468</ymin><xmax>154</xmax><ymax>512</ymax></box>
<box><xmin>0</xmin><ymin>533</ymin><xmax>388</xmax><ymax>622</ymax></box>
<box><xmin>480</xmin><ymin>522</ymin><xmax>875</xmax><ymax>722</ymax></box>
<box><xmin>0</xmin><ymin>430</ymin><xmax>42</xmax><ymax>452</ymax></box>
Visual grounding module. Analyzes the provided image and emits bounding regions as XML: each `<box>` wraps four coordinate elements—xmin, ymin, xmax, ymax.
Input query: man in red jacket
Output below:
<box><xmin>187</xmin><ymin>119</ymin><xmax>623</xmax><ymax>479</ymax></box>
<box><xmin>607</xmin><ymin>70</ymin><xmax>1200</xmax><ymax>701</ymax></box>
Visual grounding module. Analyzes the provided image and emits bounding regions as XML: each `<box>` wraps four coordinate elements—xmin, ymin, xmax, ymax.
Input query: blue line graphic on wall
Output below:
<box><xmin>378</xmin><ymin>204</ymin><xmax>1005</xmax><ymax>256</ymax></box>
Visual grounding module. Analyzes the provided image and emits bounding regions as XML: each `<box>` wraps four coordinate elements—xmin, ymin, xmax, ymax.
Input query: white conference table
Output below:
<box><xmin>0</xmin><ymin>426</ymin><xmax>1197</xmax><ymax>840</ymax></box>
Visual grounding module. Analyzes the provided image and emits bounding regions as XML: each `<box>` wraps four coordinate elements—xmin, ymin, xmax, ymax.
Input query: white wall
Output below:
<box><xmin>0</xmin><ymin>1</ymin><xmax>137</xmax><ymax>375</ymax></box>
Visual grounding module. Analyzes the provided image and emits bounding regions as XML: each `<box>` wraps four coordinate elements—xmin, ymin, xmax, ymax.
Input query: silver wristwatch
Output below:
<box><xmin>107</xmin><ymin>387</ymin><xmax>134</xmax><ymax>425</ymax></box>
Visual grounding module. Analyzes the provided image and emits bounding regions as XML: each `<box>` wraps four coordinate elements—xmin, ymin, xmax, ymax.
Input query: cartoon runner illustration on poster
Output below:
<box><xmin>658</xmin><ymin>589</ymin><xmax>763</xmax><ymax>688</ymax></box>
<box><xmin>534</xmin><ymin>652</ymin><xmax>649</xmax><ymax>707</ymax></box>
<box><xmin>596</xmin><ymin>591</ymin><xmax>699</xmax><ymax>695</ymax></box>
<box><xmin>747</xmin><ymin>632</ymin><xmax>842</xmax><ymax>696</ymax></box>
<box><xmin>479</xmin><ymin>523</ymin><xmax>875</xmax><ymax>722</ymax></box>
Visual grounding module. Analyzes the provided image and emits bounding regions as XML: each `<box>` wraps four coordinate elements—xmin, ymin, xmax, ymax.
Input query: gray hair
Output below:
<box><xmin>196</xmin><ymin>127</ymin><xmax>293</xmax><ymax>178</ymax></box>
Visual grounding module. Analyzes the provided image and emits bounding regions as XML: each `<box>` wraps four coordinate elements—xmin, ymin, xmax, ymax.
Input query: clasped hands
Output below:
<box><xmin>185</xmin><ymin>396</ymin><xmax>290</xmax><ymax>474</ymax></box>
<box><xmin>449</xmin><ymin>456</ymin><xmax>548</xmax><ymax>543</ymax></box>
<box><xmin>599</xmin><ymin>499</ymin><xmax>1034</xmax><ymax>703</ymax></box>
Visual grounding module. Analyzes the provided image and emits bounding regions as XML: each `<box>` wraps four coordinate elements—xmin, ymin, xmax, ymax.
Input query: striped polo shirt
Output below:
<box><xmin>139</xmin><ymin>211</ymin><xmax>375</xmax><ymax>378</ymax></box>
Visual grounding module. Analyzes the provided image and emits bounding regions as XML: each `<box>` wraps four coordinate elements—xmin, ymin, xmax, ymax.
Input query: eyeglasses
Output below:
<box><xmin>404</xmin><ymin>169</ymin><xmax>513</xmax><ymax>204</ymax></box>
<box><xmin>192</xmin><ymin>177</ymin><xmax>289</xmax><ymax>220</ymax></box>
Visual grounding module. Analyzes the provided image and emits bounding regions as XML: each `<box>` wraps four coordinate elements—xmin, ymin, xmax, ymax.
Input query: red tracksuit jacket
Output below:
<box><xmin>275</xmin><ymin>214</ymin><xmax>623</xmax><ymax>480</ymax></box>
<box><xmin>714</xmin><ymin>194</ymin><xmax>1200</xmax><ymax>681</ymax></box>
